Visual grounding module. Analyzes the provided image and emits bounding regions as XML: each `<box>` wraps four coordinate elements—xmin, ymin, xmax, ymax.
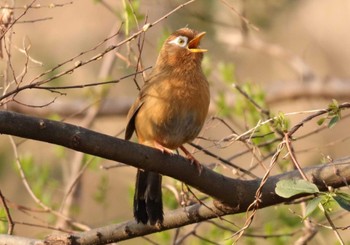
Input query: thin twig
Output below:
<box><xmin>0</xmin><ymin>189</ymin><xmax>14</xmax><ymax>234</ymax></box>
<box><xmin>0</xmin><ymin>0</ymin><xmax>198</xmax><ymax>104</ymax></box>
<box><xmin>189</xmin><ymin>142</ymin><xmax>257</xmax><ymax>178</ymax></box>
<box><xmin>37</xmin><ymin>68</ymin><xmax>150</xmax><ymax>90</ymax></box>
<box><xmin>0</xmin><ymin>0</ymin><xmax>37</xmax><ymax>40</ymax></box>
<box><xmin>1</xmin><ymin>2</ymin><xmax>73</xmax><ymax>9</ymax></box>
<box><xmin>233</xmin><ymin>83</ymin><xmax>269</xmax><ymax>116</ymax></box>
<box><xmin>218</xmin><ymin>0</ymin><xmax>259</xmax><ymax>31</ymax></box>
<box><xmin>288</xmin><ymin>103</ymin><xmax>350</xmax><ymax>136</ymax></box>
<box><xmin>232</xmin><ymin>140</ymin><xmax>285</xmax><ymax>242</ymax></box>
<box><xmin>8</xmin><ymin>136</ymin><xmax>90</xmax><ymax>231</ymax></box>
<box><xmin>207</xmin><ymin>220</ymin><xmax>298</xmax><ymax>239</ymax></box>
<box><xmin>0</xmin><ymin>218</ymin><xmax>73</xmax><ymax>233</ymax></box>
<box><xmin>59</xmin><ymin>158</ymin><xmax>94</xmax><ymax>212</ymax></box>
<box><xmin>284</xmin><ymin>133</ymin><xmax>308</xmax><ymax>180</ymax></box>
<box><xmin>319</xmin><ymin>205</ymin><xmax>345</xmax><ymax>245</ymax></box>
<box><xmin>17</xmin><ymin>17</ymin><xmax>53</xmax><ymax>23</ymax></box>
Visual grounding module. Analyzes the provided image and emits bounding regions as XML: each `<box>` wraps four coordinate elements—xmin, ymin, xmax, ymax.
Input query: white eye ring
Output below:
<box><xmin>168</xmin><ymin>36</ymin><xmax>188</xmax><ymax>48</ymax></box>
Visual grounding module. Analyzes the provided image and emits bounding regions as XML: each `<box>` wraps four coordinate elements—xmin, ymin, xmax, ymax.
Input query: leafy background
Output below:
<box><xmin>0</xmin><ymin>0</ymin><xmax>350</xmax><ymax>244</ymax></box>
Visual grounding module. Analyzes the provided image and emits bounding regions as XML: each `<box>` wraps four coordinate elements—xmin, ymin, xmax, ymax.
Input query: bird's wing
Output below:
<box><xmin>124</xmin><ymin>70</ymin><xmax>163</xmax><ymax>140</ymax></box>
<box><xmin>125</xmin><ymin>96</ymin><xmax>144</xmax><ymax>140</ymax></box>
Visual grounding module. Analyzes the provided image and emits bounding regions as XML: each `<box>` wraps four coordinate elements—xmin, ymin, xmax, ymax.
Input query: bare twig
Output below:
<box><xmin>288</xmin><ymin>103</ymin><xmax>350</xmax><ymax>136</ymax></box>
<box><xmin>0</xmin><ymin>0</ymin><xmax>197</xmax><ymax>104</ymax></box>
<box><xmin>284</xmin><ymin>133</ymin><xmax>308</xmax><ymax>180</ymax></box>
<box><xmin>233</xmin><ymin>83</ymin><xmax>270</xmax><ymax>116</ymax></box>
<box><xmin>319</xmin><ymin>205</ymin><xmax>345</xmax><ymax>245</ymax></box>
<box><xmin>0</xmin><ymin>0</ymin><xmax>37</xmax><ymax>40</ymax></box>
<box><xmin>0</xmin><ymin>189</ymin><xmax>14</xmax><ymax>234</ymax></box>
<box><xmin>36</xmin><ymin>68</ymin><xmax>150</xmax><ymax>90</ymax></box>
<box><xmin>189</xmin><ymin>142</ymin><xmax>257</xmax><ymax>178</ymax></box>
<box><xmin>8</xmin><ymin>136</ymin><xmax>90</xmax><ymax>231</ymax></box>
<box><xmin>232</xmin><ymin>140</ymin><xmax>284</xmax><ymax>242</ymax></box>
<box><xmin>0</xmin><ymin>218</ymin><xmax>73</xmax><ymax>233</ymax></box>
<box><xmin>218</xmin><ymin>0</ymin><xmax>259</xmax><ymax>31</ymax></box>
<box><xmin>1</xmin><ymin>2</ymin><xmax>73</xmax><ymax>10</ymax></box>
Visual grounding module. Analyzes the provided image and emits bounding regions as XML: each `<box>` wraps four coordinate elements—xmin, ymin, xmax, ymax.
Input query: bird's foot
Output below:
<box><xmin>154</xmin><ymin>141</ymin><xmax>174</xmax><ymax>155</ymax></box>
<box><xmin>180</xmin><ymin>146</ymin><xmax>203</xmax><ymax>174</ymax></box>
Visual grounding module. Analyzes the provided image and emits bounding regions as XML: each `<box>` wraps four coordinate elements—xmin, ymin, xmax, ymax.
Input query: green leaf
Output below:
<box><xmin>304</xmin><ymin>196</ymin><xmax>322</xmax><ymax>218</ymax></box>
<box><xmin>328</xmin><ymin>99</ymin><xmax>339</xmax><ymax>112</ymax></box>
<box><xmin>317</xmin><ymin>117</ymin><xmax>325</xmax><ymax>126</ymax></box>
<box><xmin>275</xmin><ymin>179</ymin><xmax>319</xmax><ymax>198</ymax></box>
<box><xmin>273</xmin><ymin>112</ymin><xmax>290</xmax><ymax>132</ymax></box>
<box><xmin>330</xmin><ymin>99</ymin><xmax>339</xmax><ymax>109</ymax></box>
<box><xmin>328</xmin><ymin>115</ymin><xmax>340</xmax><ymax>128</ymax></box>
<box><xmin>333</xmin><ymin>192</ymin><xmax>350</xmax><ymax>211</ymax></box>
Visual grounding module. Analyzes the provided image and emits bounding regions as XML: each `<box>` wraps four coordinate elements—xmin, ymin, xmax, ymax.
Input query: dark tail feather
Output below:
<box><xmin>134</xmin><ymin>169</ymin><xmax>163</xmax><ymax>225</ymax></box>
<box><xmin>133</xmin><ymin>169</ymin><xmax>148</xmax><ymax>224</ymax></box>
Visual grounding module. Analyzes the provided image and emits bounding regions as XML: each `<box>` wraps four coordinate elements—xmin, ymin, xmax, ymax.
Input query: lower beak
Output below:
<box><xmin>188</xmin><ymin>32</ymin><xmax>207</xmax><ymax>53</ymax></box>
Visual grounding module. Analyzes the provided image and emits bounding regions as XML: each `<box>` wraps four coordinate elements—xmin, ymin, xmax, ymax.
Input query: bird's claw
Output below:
<box><xmin>154</xmin><ymin>141</ymin><xmax>174</xmax><ymax>155</ymax></box>
<box><xmin>180</xmin><ymin>146</ymin><xmax>203</xmax><ymax>175</ymax></box>
<box><xmin>188</xmin><ymin>156</ymin><xmax>203</xmax><ymax>174</ymax></box>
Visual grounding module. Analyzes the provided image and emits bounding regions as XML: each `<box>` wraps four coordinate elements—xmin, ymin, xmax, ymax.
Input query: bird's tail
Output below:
<box><xmin>134</xmin><ymin>169</ymin><xmax>163</xmax><ymax>225</ymax></box>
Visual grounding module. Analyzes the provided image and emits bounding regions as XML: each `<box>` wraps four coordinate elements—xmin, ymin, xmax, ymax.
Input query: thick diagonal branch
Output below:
<box><xmin>1</xmin><ymin>111</ymin><xmax>350</xmax><ymax>206</ymax></box>
<box><xmin>1</xmin><ymin>111</ymin><xmax>350</xmax><ymax>244</ymax></box>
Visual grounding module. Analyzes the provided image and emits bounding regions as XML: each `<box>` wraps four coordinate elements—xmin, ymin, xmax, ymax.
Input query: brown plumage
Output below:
<box><xmin>125</xmin><ymin>28</ymin><xmax>210</xmax><ymax>225</ymax></box>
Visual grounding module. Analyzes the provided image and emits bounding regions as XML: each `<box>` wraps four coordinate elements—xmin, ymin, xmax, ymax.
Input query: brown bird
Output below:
<box><xmin>125</xmin><ymin>28</ymin><xmax>210</xmax><ymax>225</ymax></box>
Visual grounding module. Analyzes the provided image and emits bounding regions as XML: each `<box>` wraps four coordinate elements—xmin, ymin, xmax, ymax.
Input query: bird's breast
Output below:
<box><xmin>135</xmin><ymin>76</ymin><xmax>209</xmax><ymax>149</ymax></box>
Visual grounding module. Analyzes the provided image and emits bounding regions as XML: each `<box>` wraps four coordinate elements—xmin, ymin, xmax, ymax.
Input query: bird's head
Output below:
<box><xmin>156</xmin><ymin>28</ymin><xmax>207</xmax><ymax>69</ymax></box>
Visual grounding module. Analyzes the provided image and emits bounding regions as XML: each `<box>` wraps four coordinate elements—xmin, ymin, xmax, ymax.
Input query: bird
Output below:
<box><xmin>125</xmin><ymin>27</ymin><xmax>210</xmax><ymax>225</ymax></box>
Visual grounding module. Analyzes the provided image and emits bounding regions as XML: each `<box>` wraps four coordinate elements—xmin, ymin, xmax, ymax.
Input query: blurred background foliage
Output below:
<box><xmin>0</xmin><ymin>0</ymin><xmax>350</xmax><ymax>244</ymax></box>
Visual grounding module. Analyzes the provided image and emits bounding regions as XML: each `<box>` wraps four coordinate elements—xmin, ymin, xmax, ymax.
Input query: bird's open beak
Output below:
<box><xmin>188</xmin><ymin>32</ymin><xmax>207</xmax><ymax>53</ymax></box>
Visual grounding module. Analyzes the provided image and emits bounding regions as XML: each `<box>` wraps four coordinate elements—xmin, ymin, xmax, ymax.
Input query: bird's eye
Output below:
<box><xmin>169</xmin><ymin>36</ymin><xmax>188</xmax><ymax>48</ymax></box>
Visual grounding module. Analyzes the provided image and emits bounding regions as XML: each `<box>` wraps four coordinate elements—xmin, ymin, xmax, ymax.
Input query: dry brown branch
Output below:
<box><xmin>1</xmin><ymin>157</ymin><xmax>349</xmax><ymax>244</ymax></box>
<box><xmin>0</xmin><ymin>110</ymin><xmax>349</xmax><ymax>206</ymax></box>
<box><xmin>1</xmin><ymin>1</ymin><xmax>350</xmax><ymax>244</ymax></box>
<box><xmin>0</xmin><ymin>110</ymin><xmax>350</xmax><ymax>244</ymax></box>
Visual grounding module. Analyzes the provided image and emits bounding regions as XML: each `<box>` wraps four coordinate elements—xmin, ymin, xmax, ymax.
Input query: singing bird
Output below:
<box><xmin>125</xmin><ymin>28</ymin><xmax>210</xmax><ymax>225</ymax></box>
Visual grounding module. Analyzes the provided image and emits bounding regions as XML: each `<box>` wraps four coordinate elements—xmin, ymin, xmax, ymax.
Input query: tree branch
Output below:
<box><xmin>1</xmin><ymin>161</ymin><xmax>350</xmax><ymax>244</ymax></box>
<box><xmin>1</xmin><ymin>110</ymin><xmax>350</xmax><ymax>205</ymax></box>
<box><xmin>0</xmin><ymin>110</ymin><xmax>244</xmax><ymax>205</ymax></box>
<box><xmin>7</xmin><ymin>76</ymin><xmax>350</xmax><ymax>118</ymax></box>
<box><xmin>0</xmin><ymin>110</ymin><xmax>350</xmax><ymax>244</ymax></box>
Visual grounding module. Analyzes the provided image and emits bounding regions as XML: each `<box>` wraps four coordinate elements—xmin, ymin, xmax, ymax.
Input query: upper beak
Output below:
<box><xmin>187</xmin><ymin>32</ymin><xmax>207</xmax><ymax>53</ymax></box>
